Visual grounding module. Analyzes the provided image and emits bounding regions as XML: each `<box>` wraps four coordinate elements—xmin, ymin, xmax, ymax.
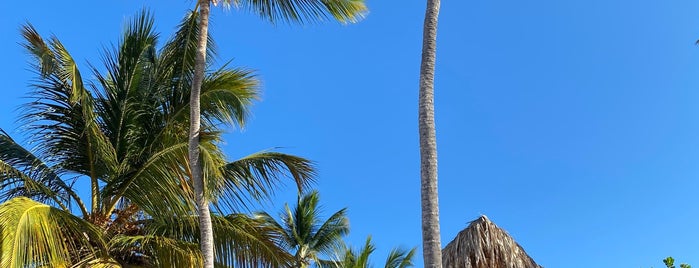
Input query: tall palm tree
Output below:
<box><xmin>188</xmin><ymin>1</ymin><xmax>367</xmax><ymax>267</ymax></box>
<box><xmin>256</xmin><ymin>190</ymin><xmax>350</xmax><ymax>268</ymax></box>
<box><xmin>417</xmin><ymin>0</ymin><xmax>442</xmax><ymax>266</ymax></box>
<box><xmin>0</xmin><ymin>10</ymin><xmax>315</xmax><ymax>267</ymax></box>
<box><xmin>327</xmin><ymin>236</ymin><xmax>416</xmax><ymax>268</ymax></box>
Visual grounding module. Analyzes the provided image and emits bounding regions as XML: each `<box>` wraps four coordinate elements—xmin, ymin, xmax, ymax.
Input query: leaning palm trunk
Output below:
<box><xmin>188</xmin><ymin>1</ymin><xmax>367</xmax><ymax>267</ymax></box>
<box><xmin>418</xmin><ymin>0</ymin><xmax>442</xmax><ymax>267</ymax></box>
<box><xmin>190</xmin><ymin>0</ymin><xmax>215</xmax><ymax>267</ymax></box>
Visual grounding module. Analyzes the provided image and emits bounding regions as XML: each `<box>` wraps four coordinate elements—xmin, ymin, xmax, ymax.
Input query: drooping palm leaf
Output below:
<box><xmin>0</xmin><ymin>197</ymin><xmax>111</xmax><ymax>268</ymax></box>
<box><xmin>222</xmin><ymin>0</ymin><xmax>367</xmax><ymax>24</ymax></box>
<box><xmin>140</xmin><ymin>213</ymin><xmax>292</xmax><ymax>268</ymax></box>
<box><xmin>0</xmin><ymin>130</ymin><xmax>85</xmax><ymax>214</ymax></box>
<box><xmin>20</xmin><ymin>24</ymin><xmax>118</xmax><ymax>214</ymax></box>
<box><xmin>214</xmin><ymin>151</ymin><xmax>315</xmax><ymax>211</ymax></box>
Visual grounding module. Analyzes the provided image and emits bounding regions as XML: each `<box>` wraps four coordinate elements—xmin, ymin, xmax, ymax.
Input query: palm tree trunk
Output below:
<box><xmin>418</xmin><ymin>0</ymin><xmax>442</xmax><ymax>267</ymax></box>
<box><xmin>190</xmin><ymin>1</ymin><xmax>215</xmax><ymax>267</ymax></box>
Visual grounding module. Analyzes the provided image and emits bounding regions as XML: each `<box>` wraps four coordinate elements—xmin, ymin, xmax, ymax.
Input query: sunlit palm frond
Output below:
<box><xmin>354</xmin><ymin>237</ymin><xmax>374</xmax><ymax>268</ymax></box>
<box><xmin>226</xmin><ymin>0</ymin><xmax>367</xmax><ymax>24</ymax></box>
<box><xmin>200</xmin><ymin>65</ymin><xmax>258</xmax><ymax>128</ymax></box>
<box><xmin>110</xmin><ymin>234</ymin><xmax>202</xmax><ymax>267</ymax></box>
<box><xmin>102</xmin><ymin>142</ymin><xmax>196</xmax><ymax>219</ymax></box>
<box><xmin>140</xmin><ymin>213</ymin><xmax>291</xmax><ymax>268</ymax></box>
<box><xmin>0</xmin><ymin>197</ymin><xmax>110</xmax><ymax>268</ymax></box>
<box><xmin>213</xmin><ymin>151</ymin><xmax>315</xmax><ymax>210</ymax></box>
<box><xmin>19</xmin><ymin>24</ymin><xmax>117</xmax><ymax>189</ymax></box>
<box><xmin>213</xmin><ymin>213</ymin><xmax>292</xmax><ymax>268</ymax></box>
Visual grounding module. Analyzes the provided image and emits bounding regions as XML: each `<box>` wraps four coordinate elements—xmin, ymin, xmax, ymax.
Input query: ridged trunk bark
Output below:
<box><xmin>418</xmin><ymin>0</ymin><xmax>442</xmax><ymax>267</ymax></box>
<box><xmin>190</xmin><ymin>1</ymin><xmax>215</xmax><ymax>267</ymax></box>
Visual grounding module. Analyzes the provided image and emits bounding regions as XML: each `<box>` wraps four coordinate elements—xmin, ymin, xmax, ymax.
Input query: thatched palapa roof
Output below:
<box><xmin>442</xmin><ymin>215</ymin><xmax>542</xmax><ymax>268</ymax></box>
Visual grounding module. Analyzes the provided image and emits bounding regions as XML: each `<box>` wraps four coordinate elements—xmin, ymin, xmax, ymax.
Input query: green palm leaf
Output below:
<box><xmin>0</xmin><ymin>197</ymin><xmax>111</xmax><ymax>268</ymax></box>
<box><xmin>5</xmin><ymin>8</ymin><xmax>319</xmax><ymax>267</ymax></box>
<box><xmin>140</xmin><ymin>213</ymin><xmax>291</xmax><ymax>267</ymax></box>
<box><xmin>256</xmin><ymin>190</ymin><xmax>348</xmax><ymax>268</ymax></box>
<box><xmin>215</xmin><ymin>151</ymin><xmax>315</xmax><ymax>210</ymax></box>
<box><xmin>0</xmin><ymin>130</ymin><xmax>85</xmax><ymax>213</ymax></box>
<box><xmin>222</xmin><ymin>0</ymin><xmax>367</xmax><ymax>24</ymax></box>
<box><xmin>384</xmin><ymin>247</ymin><xmax>416</xmax><ymax>268</ymax></box>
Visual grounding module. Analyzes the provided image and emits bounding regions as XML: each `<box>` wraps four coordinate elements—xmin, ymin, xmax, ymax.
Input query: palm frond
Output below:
<box><xmin>141</xmin><ymin>213</ymin><xmax>292</xmax><ymax>268</ymax></box>
<box><xmin>214</xmin><ymin>151</ymin><xmax>315</xmax><ymax>210</ymax></box>
<box><xmin>92</xmin><ymin>9</ymin><xmax>159</xmax><ymax>164</ymax></box>
<box><xmin>102</xmin><ymin>142</ymin><xmax>196</xmax><ymax>219</ymax></box>
<box><xmin>0</xmin><ymin>197</ymin><xmax>110</xmax><ymax>267</ymax></box>
<box><xmin>311</xmin><ymin>207</ymin><xmax>349</xmax><ymax>257</ymax></box>
<box><xmin>200</xmin><ymin>65</ymin><xmax>258</xmax><ymax>128</ymax></box>
<box><xmin>227</xmin><ymin>0</ymin><xmax>368</xmax><ymax>24</ymax></box>
<box><xmin>0</xmin><ymin>130</ymin><xmax>85</xmax><ymax>213</ymax></box>
<box><xmin>110</xmin><ymin>234</ymin><xmax>202</xmax><ymax>267</ymax></box>
<box><xmin>384</xmin><ymin>247</ymin><xmax>416</xmax><ymax>268</ymax></box>
<box><xmin>19</xmin><ymin>24</ymin><xmax>118</xmax><ymax>211</ymax></box>
<box><xmin>354</xmin><ymin>237</ymin><xmax>375</xmax><ymax>268</ymax></box>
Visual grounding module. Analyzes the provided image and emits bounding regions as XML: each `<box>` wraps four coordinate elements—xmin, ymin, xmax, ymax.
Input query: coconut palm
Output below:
<box><xmin>441</xmin><ymin>216</ymin><xmax>542</xmax><ymax>268</ymax></box>
<box><xmin>187</xmin><ymin>1</ymin><xmax>367</xmax><ymax>267</ymax></box>
<box><xmin>417</xmin><ymin>0</ymin><xmax>442</xmax><ymax>266</ymax></box>
<box><xmin>327</xmin><ymin>236</ymin><xmax>416</xmax><ymax>268</ymax></box>
<box><xmin>0</xmin><ymin>10</ymin><xmax>315</xmax><ymax>267</ymax></box>
<box><xmin>255</xmin><ymin>190</ymin><xmax>349</xmax><ymax>268</ymax></box>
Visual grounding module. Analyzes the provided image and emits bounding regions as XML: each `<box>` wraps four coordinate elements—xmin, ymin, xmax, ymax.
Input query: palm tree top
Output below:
<box><xmin>0</xmin><ymin>9</ymin><xmax>316</xmax><ymax>267</ymax></box>
<box><xmin>256</xmin><ymin>190</ymin><xmax>349</xmax><ymax>268</ymax></box>
<box><xmin>209</xmin><ymin>0</ymin><xmax>368</xmax><ymax>24</ymax></box>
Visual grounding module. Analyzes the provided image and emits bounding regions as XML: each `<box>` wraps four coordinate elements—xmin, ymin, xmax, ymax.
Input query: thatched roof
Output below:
<box><xmin>442</xmin><ymin>215</ymin><xmax>542</xmax><ymax>268</ymax></box>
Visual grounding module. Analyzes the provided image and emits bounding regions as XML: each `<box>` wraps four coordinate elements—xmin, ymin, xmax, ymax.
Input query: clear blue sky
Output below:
<box><xmin>2</xmin><ymin>1</ymin><xmax>699</xmax><ymax>267</ymax></box>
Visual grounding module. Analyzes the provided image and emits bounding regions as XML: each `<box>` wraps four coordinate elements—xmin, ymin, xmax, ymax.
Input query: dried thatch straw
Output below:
<box><xmin>442</xmin><ymin>215</ymin><xmax>542</xmax><ymax>268</ymax></box>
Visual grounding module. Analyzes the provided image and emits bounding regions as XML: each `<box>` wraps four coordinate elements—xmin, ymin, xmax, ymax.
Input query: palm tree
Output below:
<box><xmin>327</xmin><ymin>236</ymin><xmax>416</xmax><ymax>268</ymax></box>
<box><xmin>187</xmin><ymin>1</ymin><xmax>367</xmax><ymax>267</ymax></box>
<box><xmin>256</xmin><ymin>190</ymin><xmax>350</xmax><ymax>268</ymax></box>
<box><xmin>0</xmin><ymin>10</ymin><xmax>315</xmax><ymax>267</ymax></box>
<box><xmin>417</xmin><ymin>0</ymin><xmax>443</xmax><ymax>266</ymax></box>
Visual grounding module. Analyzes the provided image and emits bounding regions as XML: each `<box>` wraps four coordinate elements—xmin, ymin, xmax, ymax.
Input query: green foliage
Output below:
<box><xmin>653</xmin><ymin>257</ymin><xmax>692</xmax><ymax>268</ymax></box>
<box><xmin>325</xmin><ymin>236</ymin><xmax>416</xmax><ymax>268</ymax></box>
<box><xmin>256</xmin><ymin>190</ymin><xmax>350</xmax><ymax>268</ymax></box>
<box><xmin>211</xmin><ymin>0</ymin><xmax>368</xmax><ymax>24</ymax></box>
<box><xmin>0</xmin><ymin>9</ymin><xmax>314</xmax><ymax>267</ymax></box>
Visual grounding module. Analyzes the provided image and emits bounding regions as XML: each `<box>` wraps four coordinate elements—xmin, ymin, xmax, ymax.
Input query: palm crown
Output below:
<box><xmin>256</xmin><ymin>190</ymin><xmax>350</xmax><ymax>268</ymax></box>
<box><xmin>0</xmin><ymin>10</ymin><xmax>315</xmax><ymax>268</ymax></box>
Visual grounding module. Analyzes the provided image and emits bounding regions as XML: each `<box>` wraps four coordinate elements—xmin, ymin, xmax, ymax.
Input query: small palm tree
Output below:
<box><xmin>256</xmin><ymin>190</ymin><xmax>350</xmax><ymax>268</ymax></box>
<box><xmin>328</xmin><ymin>236</ymin><xmax>416</xmax><ymax>268</ymax></box>
<box><xmin>0</xmin><ymin>10</ymin><xmax>314</xmax><ymax>267</ymax></box>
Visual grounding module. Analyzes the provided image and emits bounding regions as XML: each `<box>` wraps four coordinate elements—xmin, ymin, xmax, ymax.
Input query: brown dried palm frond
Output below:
<box><xmin>442</xmin><ymin>215</ymin><xmax>542</xmax><ymax>268</ymax></box>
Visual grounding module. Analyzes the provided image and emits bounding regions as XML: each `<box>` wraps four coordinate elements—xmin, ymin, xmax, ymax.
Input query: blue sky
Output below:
<box><xmin>2</xmin><ymin>0</ymin><xmax>699</xmax><ymax>267</ymax></box>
